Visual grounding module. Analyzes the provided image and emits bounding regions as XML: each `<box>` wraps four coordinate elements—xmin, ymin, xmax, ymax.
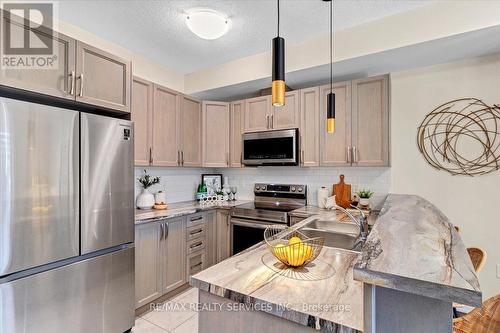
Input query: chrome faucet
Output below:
<box><xmin>333</xmin><ymin>204</ymin><xmax>368</xmax><ymax>242</ymax></box>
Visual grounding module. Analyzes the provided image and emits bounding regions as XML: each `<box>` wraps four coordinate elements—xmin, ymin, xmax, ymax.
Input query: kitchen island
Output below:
<box><xmin>190</xmin><ymin>194</ymin><xmax>481</xmax><ymax>333</ymax></box>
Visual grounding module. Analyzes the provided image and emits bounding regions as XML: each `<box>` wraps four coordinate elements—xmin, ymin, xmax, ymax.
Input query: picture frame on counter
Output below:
<box><xmin>202</xmin><ymin>173</ymin><xmax>223</xmax><ymax>195</ymax></box>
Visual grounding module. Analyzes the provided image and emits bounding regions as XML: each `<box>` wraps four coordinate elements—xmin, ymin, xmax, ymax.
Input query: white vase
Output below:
<box><xmin>137</xmin><ymin>189</ymin><xmax>155</xmax><ymax>209</ymax></box>
<box><xmin>359</xmin><ymin>198</ymin><xmax>370</xmax><ymax>207</ymax></box>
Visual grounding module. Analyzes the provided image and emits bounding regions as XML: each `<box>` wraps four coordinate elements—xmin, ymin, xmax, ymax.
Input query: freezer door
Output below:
<box><xmin>0</xmin><ymin>247</ymin><xmax>135</xmax><ymax>333</ymax></box>
<box><xmin>81</xmin><ymin>113</ymin><xmax>134</xmax><ymax>254</ymax></box>
<box><xmin>0</xmin><ymin>98</ymin><xmax>79</xmax><ymax>276</ymax></box>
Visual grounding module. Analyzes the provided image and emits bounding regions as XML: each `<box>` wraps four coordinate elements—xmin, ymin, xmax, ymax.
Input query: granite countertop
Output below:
<box><xmin>191</xmin><ymin>210</ymin><xmax>364</xmax><ymax>332</ymax></box>
<box><xmin>135</xmin><ymin>200</ymin><xmax>250</xmax><ymax>224</ymax></box>
<box><xmin>189</xmin><ymin>194</ymin><xmax>482</xmax><ymax>331</ymax></box>
<box><xmin>354</xmin><ymin>194</ymin><xmax>482</xmax><ymax>307</ymax></box>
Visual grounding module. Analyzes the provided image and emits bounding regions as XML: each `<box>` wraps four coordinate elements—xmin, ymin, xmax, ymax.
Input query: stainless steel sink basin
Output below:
<box><xmin>298</xmin><ymin>219</ymin><xmax>362</xmax><ymax>252</ymax></box>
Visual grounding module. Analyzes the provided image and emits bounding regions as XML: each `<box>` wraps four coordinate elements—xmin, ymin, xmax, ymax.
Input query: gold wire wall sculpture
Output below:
<box><xmin>417</xmin><ymin>98</ymin><xmax>500</xmax><ymax>176</ymax></box>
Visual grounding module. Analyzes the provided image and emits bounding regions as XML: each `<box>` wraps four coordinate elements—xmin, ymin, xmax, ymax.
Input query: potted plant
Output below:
<box><xmin>357</xmin><ymin>189</ymin><xmax>374</xmax><ymax>207</ymax></box>
<box><xmin>136</xmin><ymin>170</ymin><xmax>160</xmax><ymax>209</ymax></box>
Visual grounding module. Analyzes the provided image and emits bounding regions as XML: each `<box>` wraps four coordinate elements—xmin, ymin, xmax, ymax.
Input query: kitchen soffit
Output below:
<box><xmin>57</xmin><ymin>0</ymin><xmax>435</xmax><ymax>74</ymax></box>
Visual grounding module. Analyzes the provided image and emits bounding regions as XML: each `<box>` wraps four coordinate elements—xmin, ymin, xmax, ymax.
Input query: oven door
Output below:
<box><xmin>242</xmin><ymin>129</ymin><xmax>298</xmax><ymax>166</ymax></box>
<box><xmin>230</xmin><ymin>218</ymin><xmax>283</xmax><ymax>255</ymax></box>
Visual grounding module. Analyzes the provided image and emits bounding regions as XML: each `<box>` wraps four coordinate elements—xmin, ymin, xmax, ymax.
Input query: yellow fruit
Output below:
<box><xmin>273</xmin><ymin>244</ymin><xmax>287</xmax><ymax>261</ymax></box>
<box><xmin>303</xmin><ymin>244</ymin><xmax>313</xmax><ymax>260</ymax></box>
<box><xmin>288</xmin><ymin>236</ymin><xmax>302</xmax><ymax>245</ymax></box>
<box><xmin>285</xmin><ymin>243</ymin><xmax>307</xmax><ymax>267</ymax></box>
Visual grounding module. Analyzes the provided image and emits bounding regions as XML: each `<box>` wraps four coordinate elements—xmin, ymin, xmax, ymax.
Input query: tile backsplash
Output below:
<box><xmin>216</xmin><ymin>167</ymin><xmax>391</xmax><ymax>206</ymax></box>
<box><xmin>135</xmin><ymin>167</ymin><xmax>212</xmax><ymax>203</ymax></box>
<box><xmin>136</xmin><ymin>166</ymin><xmax>391</xmax><ymax>206</ymax></box>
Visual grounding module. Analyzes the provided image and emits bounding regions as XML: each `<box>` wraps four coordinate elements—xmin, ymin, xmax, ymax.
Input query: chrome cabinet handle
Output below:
<box><xmin>177</xmin><ymin>151</ymin><xmax>180</xmax><ymax>166</ymax></box>
<box><xmin>226</xmin><ymin>152</ymin><xmax>229</xmax><ymax>166</ymax></box>
<box><xmin>69</xmin><ymin>71</ymin><xmax>75</xmax><ymax>95</ymax></box>
<box><xmin>77</xmin><ymin>73</ymin><xmax>84</xmax><ymax>97</ymax></box>
<box><xmin>163</xmin><ymin>223</ymin><xmax>169</xmax><ymax>240</ymax></box>
<box><xmin>271</xmin><ymin>114</ymin><xmax>274</xmax><ymax>129</ymax></box>
<box><xmin>181</xmin><ymin>151</ymin><xmax>184</xmax><ymax>166</ymax></box>
<box><xmin>301</xmin><ymin>150</ymin><xmax>304</xmax><ymax>165</ymax></box>
<box><xmin>190</xmin><ymin>242</ymin><xmax>203</xmax><ymax>250</ymax></box>
<box><xmin>190</xmin><ymin>216</ymin><xmax>203</xmax><ymax>222</ymax></box>
<box><xmin>159</xmin><ymin>223</ymin><xmax>164</xmax><ymax>240</ymax></box>
<box><xmin>347</xmin><ymin>146</ymin><xmax>352</xmax><ymax>163</ymax></box>
<box><xmin>190</xmin><ymin>229</ymin><xmax>203</xmax><ymax>237</ymax></box>
<box><xmin>266</xmin><ymin>115</ymin><xmax>269</xmax><ymax>129</ymax></box>
<box><xmin>149</xmin><ymin>148</ymin><xmax>153</xmax><ymax>164</ymax></box>
<box><xmin>353</xmin><ymin>146</ymin><xmax>358</xmax><ymax>163</ymax></box>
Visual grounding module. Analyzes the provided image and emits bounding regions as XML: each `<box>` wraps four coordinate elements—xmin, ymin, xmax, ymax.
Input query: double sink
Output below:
<box><xmin>298</xmin><ymin>218</ymin><xmax>364</xmax><ymax>252</ymax></box>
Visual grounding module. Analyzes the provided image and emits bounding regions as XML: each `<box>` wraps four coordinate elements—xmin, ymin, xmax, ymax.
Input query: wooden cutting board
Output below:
<box><xmin>332</xmin><ymin>175</ymin><xmax>352</xmax><ymax>208</ymax></box>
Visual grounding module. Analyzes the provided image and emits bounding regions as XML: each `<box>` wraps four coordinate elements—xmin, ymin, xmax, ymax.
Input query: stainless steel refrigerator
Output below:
<box><xmin>0</xmin><ymin>97</ymin><xmax>135</xmax><ymax>333</ymax></box>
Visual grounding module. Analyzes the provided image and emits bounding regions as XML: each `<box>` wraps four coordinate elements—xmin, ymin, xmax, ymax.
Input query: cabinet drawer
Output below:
<box><xmin>187</xmin><ymin>224</ymin><xmax>205</xmax><ymax>241</ymax></box>
<box><xmin>187</xmin><ymin>238</ymin><xmax>205</xmax><ymax>255</ymax></box>
<box><xmin>186</xmin><ymin>213</ymin><xmax>204</xmax><ymax>227</ymax></box>
<box><xmin>187</xmin><ymin>251</ymin><xmax>205</xmax><ymax>276</ymax></box>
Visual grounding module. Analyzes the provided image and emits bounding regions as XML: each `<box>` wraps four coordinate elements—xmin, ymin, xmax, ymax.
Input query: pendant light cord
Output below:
<box><xmin>330</xmin><ymin>0</ymin><xmax>333</xmax><ymax>93</ymax></box>
<box><xmin>277</xmin><ymin>0</ymin><xmax>280</xmax><ymax>37</ymax></box>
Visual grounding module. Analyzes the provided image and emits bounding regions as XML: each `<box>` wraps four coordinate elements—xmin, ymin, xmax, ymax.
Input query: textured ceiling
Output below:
<box><xmin>58</xmin><ymin>0</ymin><xmax>436</xmax><ymax>74</ymax></box>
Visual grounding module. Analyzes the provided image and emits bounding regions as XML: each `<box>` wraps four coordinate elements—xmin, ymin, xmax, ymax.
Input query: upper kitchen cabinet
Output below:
<box><xmin>243</xmin><ymin>93</ymin><xmax>300</xmax><ymax>133</ymax></box>
<box><xmin>202</xmin><ymin>101</ymin><xmax>230</xmax><ymax>167</ymax></box>
<box><xmin>272</xmin><ymin>91</ymin><xmax>300</xmax><ymax>130</ymax></box>
<box><xmin>299</xmin><ymin>87</ymin><xmax>320</xmax><ymax>167</ymax></box>
<box><xmin>75</xmin><ymin>42</ymin><xmax>131</xmax><ymax>112</ymax></box>
<box><xmin>0</xmin><ymin>13</ymin><xmax>131</xmax><ymax>113</ymax></box>
<box><xmin>0</xmin><ymin>15</ymin><xmax>76</xmax><ymax>99</ymax></box>
<box><xmin>180</xmin><ymin>95</ymin><xmax>202</xmax><ymax>167</ymax></box>
<box><xmin>229</xmin><ymin>100</ymin><xmax>245</xmax><ymax>167</ymax></box>
<box><xmin>319</xmin><ymin>81</ymin><xmax>352</xmax><ymax>166</ymax></box>
<box><xmin>152</xmin><ymin>84</ymin><xmax>180</xmax><ymax>166</ymax></box>
<box><xmin>131</xmin><ymin>77</ymin><xmax>153</xmax><ymax>166</ymax></box>
<box><xmin>244</xmin><ymin>95</ymin><xmax>271</xmax><ymax>132</ymax></box>
<box><xmin>351</xmin><ymin>75</ymin><xmax>390</xmax><ymax>166</ymax></box>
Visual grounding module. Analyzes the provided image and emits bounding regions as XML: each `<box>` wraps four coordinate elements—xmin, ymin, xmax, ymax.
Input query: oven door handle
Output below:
<box><xmin>230</xmin><ymin>219</ymin><xmax>285</xmax><ymax>229</ymax></box>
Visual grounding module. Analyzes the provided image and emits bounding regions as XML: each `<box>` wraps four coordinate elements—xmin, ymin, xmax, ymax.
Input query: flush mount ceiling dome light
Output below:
<box><xmin>186</xmin><ymin>9</ymin><xmax>229</xmax><ymax>40</ymax></box>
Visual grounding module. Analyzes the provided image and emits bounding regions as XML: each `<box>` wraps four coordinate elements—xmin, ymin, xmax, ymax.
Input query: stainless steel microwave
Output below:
<box><xmin>242</xmin><ymin>128</ymin><xmax>299</xmax><ymax>166</ymax></box>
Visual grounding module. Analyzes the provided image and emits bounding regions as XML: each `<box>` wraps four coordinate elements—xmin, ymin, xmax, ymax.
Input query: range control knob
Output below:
<box><xmin>297</xmin><ymin>187</ymin><xmax>303</xmax><ymax>192</ymax></box>
<box><xmin>255</xmin><ymin>186</ymin><xmax>260</xmax><ymax>190</ymax></box>
<box><xmin>291</xmin><ymin>187</ymin><xmax>296</xmax><ymax>192</ymax></box>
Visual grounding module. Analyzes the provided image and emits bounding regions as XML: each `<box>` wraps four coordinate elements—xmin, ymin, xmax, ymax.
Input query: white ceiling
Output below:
<box><xmin>57</xmin><ymin>0</ymin><xmax>436</xmax><ymax>74</ymax></box>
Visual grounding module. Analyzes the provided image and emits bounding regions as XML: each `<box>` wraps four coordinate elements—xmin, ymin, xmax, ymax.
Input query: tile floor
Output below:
<box><xmin>132</xmin><ymin>288</ymin><xmax>199</xmax><ymax>333</ymax></box>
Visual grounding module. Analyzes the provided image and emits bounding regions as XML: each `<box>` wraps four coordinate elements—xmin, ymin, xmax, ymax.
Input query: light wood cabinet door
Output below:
<box><xmin>319</xmin><ymin>82</ymin><xmax>352</xmax><ymax>166</ymax></box>
<box><xmin>131</xmin><ymin>77</ymin><xmax>153</xmax><ymax>166</ymax></box>
<box><xmin>272</xmin><ymin>91</ymin><xmax>300</xmax><ymax>130</ymax></box>
<box><xmin>152</xmin><ymin>84</ymin><xmax>180</xmax><ymax>166</ymax></box>
<box><xmin>75</xmin><ymin>41</ymin><xmax>131</xmax><ymax>112</ymax></box>
<box><xmin>0</xmin><ymin>14</ymin><xmax>76</xmax><ymax>100</ymax></box>
<box><xmin>161</xmin><ymin>217</ymin><xmax>187</xmax><ymax>294</ymax></box>
<box><xmin>204</xmin><ymin>211</ymin><xmax>217</xmax><ymax>268</ymax></box>
<box><xmin>351</xmin><ymin>75</ymin><xmax>390</xmax><ymax>166</ymax></box>
<box><xmin>180</xmin><ymin>95</ymin><xmax>202</xmax><ymax>167</ymax></box>
<box><xmin>216</xmin><ymin>210</ymin><xmax>231</xmax><ymax>263</ymax></box>
<box><xmin>202</xmin><ymin>101</ymin><xmax>230</xmax><ymax>167</ymax></box>
<box><xmin>230</xmin><ymin>100</ymin><xmax>245</xmax><ymax>167</ymax></box>
<box><xmin>299</xmin><ymin>87</ymin><xmax>320</xmax><ymax>167</ymax></box>
<box><xmin>244</xmin><ymin>96</ymin><xmax>271</xmax><ymax>132</ymax></box>
<box><xmin>135</xmin><ymin>222</ymin><xmax>162</xmax><ymax>308</ymax></box>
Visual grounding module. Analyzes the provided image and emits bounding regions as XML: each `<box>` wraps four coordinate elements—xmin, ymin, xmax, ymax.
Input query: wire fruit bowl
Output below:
<box><xmin>264</xmin><ymin>226</ymin><xmax>324</xmax><ymax>267</ymax></box>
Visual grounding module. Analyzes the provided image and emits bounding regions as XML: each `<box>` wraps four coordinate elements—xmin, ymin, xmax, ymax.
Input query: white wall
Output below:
<box><xmin>391</xmin><ymin>53</ymin><xmax>500</xmax><ymax>298</ymax></box>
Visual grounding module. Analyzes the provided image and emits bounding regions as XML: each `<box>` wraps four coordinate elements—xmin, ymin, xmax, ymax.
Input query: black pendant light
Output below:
<box><xmin>272</xmin><ymin>0</ymin><xmax>285</xmax><ymax>106</ymax></box>
<box><xmin>326</xmin><ymin>0</ymin><xmax>335</xmax><ymax>133</ymax></box>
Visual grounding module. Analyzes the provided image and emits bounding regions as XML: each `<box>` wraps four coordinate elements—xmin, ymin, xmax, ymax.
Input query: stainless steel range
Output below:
<box><xmin>230</xmin><ymin>183</ymin><xmax>307</xmax><ymax>254</ymax></box>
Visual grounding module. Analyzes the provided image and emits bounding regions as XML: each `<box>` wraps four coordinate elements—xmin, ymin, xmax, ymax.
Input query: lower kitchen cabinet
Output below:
<box><xmin>134</xmin><ymin>222</ymin><xmax>162</xmax><ymax>308</ymax></box>
<box><xmin>134</xmin><ymin>217</ymin><xmax>186</xmax><ymax>309</ymax></box>
<box><xmin>161</xmin><ymin>217</ymin><xmax>187</xmax><ymax>293</ymax></box>
<box><xmin>204</xmin><ymin>211</ymin><xmax>218</xmax><ymax>267</ymax></box>
<box><xmin>216</xmin><ymin>210</ymin><xmax>231</xmax><ymax>262</ymax></box>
